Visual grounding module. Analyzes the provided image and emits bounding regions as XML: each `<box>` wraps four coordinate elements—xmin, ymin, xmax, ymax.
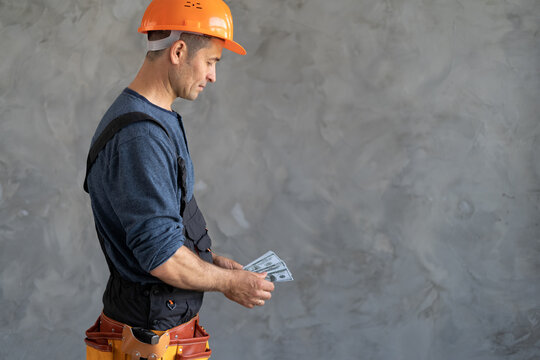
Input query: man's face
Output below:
<box><xmin>174</xmin><ymin>38</ymin><xmax>223</xmax><ymax>101</ymax></box>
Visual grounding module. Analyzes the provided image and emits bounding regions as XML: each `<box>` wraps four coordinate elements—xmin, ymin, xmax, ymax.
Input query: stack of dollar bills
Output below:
<box><xmin>243</xmin><ymin>251</ymin><xmax>294</xmax><ymax>282</ymax></box>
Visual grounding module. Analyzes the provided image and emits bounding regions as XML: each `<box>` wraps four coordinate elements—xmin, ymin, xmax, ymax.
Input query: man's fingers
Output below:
<box><xmin>251</xmin><ymin>272</ymin><xmax>275</xmax><ymax>292</ymax></box>
<box><xmin>250</xmin><ymin>299</ymin><xmax>265</xmax><ymax>307</ymax></box>
<box><xmin>232</xmin><ymin>262</ymin><xmax>243</xmax><ymax>270</ymax></box>
<box><xmin>257</xmin><ymin>290</ymin><xmax>272</xmax><ymax>300</ymax></box>
<box><xmin>259</xmin><ymin>278</ymin><xmax>275</xmax><ymax>292</ymax></box>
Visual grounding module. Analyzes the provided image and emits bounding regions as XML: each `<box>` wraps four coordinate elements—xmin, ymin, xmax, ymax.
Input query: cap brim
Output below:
<box><xmin>223</xmin><ymin>39</ymin><xmax>246</xmax><ymax>55</ymax></box>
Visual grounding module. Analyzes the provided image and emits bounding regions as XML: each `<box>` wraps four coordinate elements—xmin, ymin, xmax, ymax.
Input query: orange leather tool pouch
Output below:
<box><xmin>85</xmin><ymin>315</ymin><xmax>121</xmax><ymax>352</ymax></box>
<box><xmin>85</xmin><ymin>313</ymin><xmax>212</xmax><ymax>360</ymax></box>
<box><xmin>171</xmin><ymin>319</ymin><xmax>211</xmax><ymax>359</ymax></box>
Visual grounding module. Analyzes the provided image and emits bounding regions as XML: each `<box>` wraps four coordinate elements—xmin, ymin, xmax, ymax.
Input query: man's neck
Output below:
<box><xmin>128</xmin><ymin>58</ymin><xmax>175</xmax><ymax>111</ymax></box>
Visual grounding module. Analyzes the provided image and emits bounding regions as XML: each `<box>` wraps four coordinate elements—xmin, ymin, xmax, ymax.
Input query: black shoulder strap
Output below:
<box><xmin>83</xmin><ymin>112</ymin><xmax>171</xmax><ymax>193</ymax></box>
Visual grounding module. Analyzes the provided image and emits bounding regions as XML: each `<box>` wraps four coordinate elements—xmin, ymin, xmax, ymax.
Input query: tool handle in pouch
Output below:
<box><xmin>121</xmin><ymin>326</ymin><xmax>170</xmax><ymax>360</ymax></box>
<box><xmin>132</xmin><ymin>328</ymin><xmax>160</xmax><ymax>345</ymax></box>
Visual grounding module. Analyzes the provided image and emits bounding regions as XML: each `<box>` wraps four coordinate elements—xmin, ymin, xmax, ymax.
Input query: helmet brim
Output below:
<box><xmin>223</xmin><ymin>39</ymin><xmax>246</xmax><ymax>56</ymax></box>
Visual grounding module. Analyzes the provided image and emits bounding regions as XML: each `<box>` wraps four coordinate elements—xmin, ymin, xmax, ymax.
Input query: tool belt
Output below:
<box><xmin>85</xmin><ymin>312</ymin><xmax>211</xmax><ymax>360</ymax></box>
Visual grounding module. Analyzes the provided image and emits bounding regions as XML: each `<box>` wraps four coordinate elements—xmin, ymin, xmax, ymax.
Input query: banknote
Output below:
<box><xmin>244</xmin><ymin>251</ymin><xmax>293</xmax><ymax>282</ymax></box>
<box><xmin>243</xmin><ymin>250</ymin><xmax>271</xmax><ymax>270</ymax></box>
<box><xmin>256</xmin><ymin>260</ymin><xmax>287</xmax><ymax>274</ymax></box>
<box><xmin>266</xmin><ymin>268</ymin><xmax>294</xmax><ymax>282</ymax></box>
<box><xmin>243</xmin><ymin>251</ymin><xmax>281</xmax><ymax>272</ymax></box>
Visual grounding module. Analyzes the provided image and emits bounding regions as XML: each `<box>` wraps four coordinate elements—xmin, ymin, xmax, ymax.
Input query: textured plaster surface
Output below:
<box><xmin>1</xmin><ymin>0</ymin><xmax>539</xmax><ymax>359</ymax></box>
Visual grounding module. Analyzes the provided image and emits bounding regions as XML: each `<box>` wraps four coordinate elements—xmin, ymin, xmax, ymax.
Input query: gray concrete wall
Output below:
<box><xmin>1</xmin><ymin>0</ymin><xmax>539</xmax><ymax>359</ymax></box>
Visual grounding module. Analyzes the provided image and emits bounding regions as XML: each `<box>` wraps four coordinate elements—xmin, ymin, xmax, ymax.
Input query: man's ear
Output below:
<box><xmin>170</xmin><ymin>40</ymin><xmax>186</xmax><ymax>65</ymax></box>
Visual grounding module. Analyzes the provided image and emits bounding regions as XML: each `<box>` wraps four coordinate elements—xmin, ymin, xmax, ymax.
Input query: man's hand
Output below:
<box><xmin>213</xmin><ymin>254</ymin><xmax>274</xmax><ymax>308</ymax></box>
<box><xmin>150</xmin><ymin>246</ymin><xmax>274</xmax><ymax>308</ymax></box>
<box><xmin>223</xmin><ymin>270</ymin><xmax>275</xmax><ymax>308</ymax></box>
<box><xmin>213</xmin><ymin>254</ymin><xmax>243</xmax><ymax>270</ymax></box>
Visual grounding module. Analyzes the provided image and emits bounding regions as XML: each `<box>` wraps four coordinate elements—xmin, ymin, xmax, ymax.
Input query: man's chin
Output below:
<box><xmin>179</xmin><ymin>93</ymin><xmax>198</xmax><ymax>101</ymax></box>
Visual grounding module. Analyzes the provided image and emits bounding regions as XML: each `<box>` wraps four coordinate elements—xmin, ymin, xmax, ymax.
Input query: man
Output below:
<box><xmin>83</xmin><ymin>1</ymin><xmax>274</xmax><ymax>359</ymax></box>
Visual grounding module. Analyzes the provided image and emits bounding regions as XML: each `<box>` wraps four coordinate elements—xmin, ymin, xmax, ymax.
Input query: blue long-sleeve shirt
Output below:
<box><xmin>86</xmin><ymin>88</ymin><xmax>195</xmax><ymax>284</ymax></box>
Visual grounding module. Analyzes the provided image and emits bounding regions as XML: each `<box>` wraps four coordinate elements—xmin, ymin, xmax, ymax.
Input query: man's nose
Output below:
<box><xmin>207</xmin><ymin>66</ymin><xmax>216</xmax><ymax>83</ymax></box>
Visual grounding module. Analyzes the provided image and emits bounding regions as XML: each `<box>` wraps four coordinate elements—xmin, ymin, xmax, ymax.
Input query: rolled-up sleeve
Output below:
<box><xmin>103</xmin><ymin>127</ymin><xmax>184</xmax><ymax>273</ymax></box>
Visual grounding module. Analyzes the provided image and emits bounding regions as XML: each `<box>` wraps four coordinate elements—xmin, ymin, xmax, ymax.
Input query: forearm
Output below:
<box><xmin>150</xmin><ymin>245</ymin><xmax>231</xmax><ymax>293</ymax></box>
<box><xmin>150</xmin><ymin>245</ymin><xmax>275</xmax><ymax>308</ymax></box>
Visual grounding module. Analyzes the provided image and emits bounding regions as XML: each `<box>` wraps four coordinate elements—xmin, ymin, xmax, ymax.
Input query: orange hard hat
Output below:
<box><xmin>138</xmin><ymin>0</ymin><xmax>246</xmax><ymax>55</ymax></box>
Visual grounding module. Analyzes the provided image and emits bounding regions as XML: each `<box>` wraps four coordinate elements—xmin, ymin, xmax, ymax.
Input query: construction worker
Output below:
<box><xmin>83</xmin><ymin>0</ymin><xmax>274</xmax><ymax>359</ymax></box>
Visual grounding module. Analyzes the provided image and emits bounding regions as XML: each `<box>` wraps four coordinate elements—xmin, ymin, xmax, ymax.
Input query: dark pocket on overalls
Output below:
<box><xmin>183</xmin><ymin>200</ymin><xmax>212</xmax><ymax>263</ymax></box>
<box><xmin>184</xmin><ymin>209</ymin><xmax>211</xmax><ymax>252</ymax></box>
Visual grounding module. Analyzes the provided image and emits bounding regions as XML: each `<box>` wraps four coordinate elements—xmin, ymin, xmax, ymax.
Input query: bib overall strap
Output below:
<box><xmin>83</xmin><ymin>111</ymin><xmax>171</xmax><ymax>193</ymax></box>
